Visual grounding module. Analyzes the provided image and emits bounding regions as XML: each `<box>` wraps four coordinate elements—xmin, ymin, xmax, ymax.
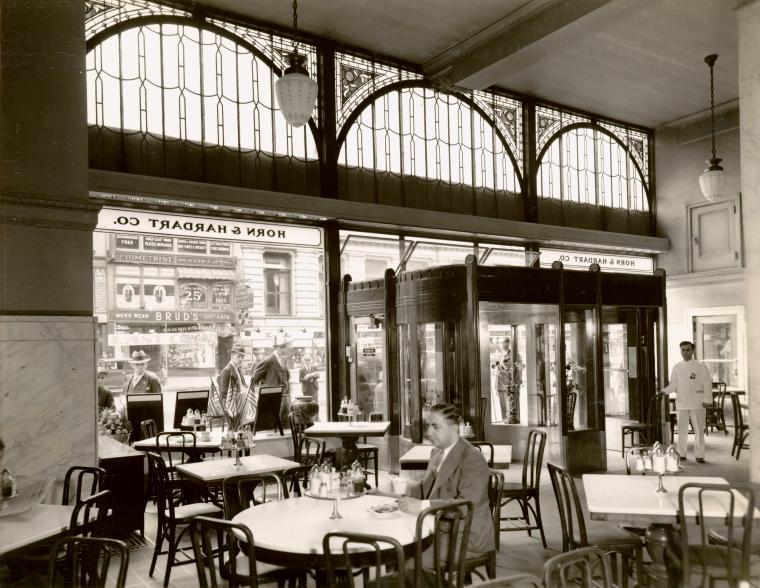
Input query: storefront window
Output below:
<box><xmin>691</xmin><ymin>310</ymin><xmax>744</xmax><ymax>390</ymax></box>
<box><xmin>94</xmin><ymin>208</ymin><xmax>327</xmax><ymax>418</ymax></box>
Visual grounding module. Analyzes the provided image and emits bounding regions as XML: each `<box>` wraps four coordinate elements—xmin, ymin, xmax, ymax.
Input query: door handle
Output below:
<box><xmin>693</xmin><ymin>236</ymin><xmax>700</xmax><ymax>246</ymax></box>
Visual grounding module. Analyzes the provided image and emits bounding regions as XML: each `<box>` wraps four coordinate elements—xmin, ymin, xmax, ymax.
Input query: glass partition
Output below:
<box><xmin>480</xmin><ymin>303</ymin><xmax>559</xmax><ymax>427</ymax></box>
<box><xmin>353</xmin><ymin>317</ymin><xmax>387</xmax><ymax>419</ymax></box>
<box><xmin>399</xmin><ymin>324</ymin><xmax>412</xmax><ymax>439</ymax></box>
<box><xmin>563</xmin><ymin>308</ymin><xmax>598</xmax><ymax>431</ymax></box>
<box><xmin>602</xmin><ymin>321</ymin><xmax>629</xmax><ymax>416</ymax></box>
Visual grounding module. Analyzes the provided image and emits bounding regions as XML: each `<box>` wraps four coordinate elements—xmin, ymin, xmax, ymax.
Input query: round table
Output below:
<box><xmin>231</xmin><ymin>494</ymin><xmax>428</xmax><ymax>570</ymax></box>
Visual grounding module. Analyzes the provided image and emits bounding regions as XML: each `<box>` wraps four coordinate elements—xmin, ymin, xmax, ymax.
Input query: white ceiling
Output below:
<box><xmin>191</xmin><ymin>0</ymin><xmax>740</xmax><ymax>128</ymax></box>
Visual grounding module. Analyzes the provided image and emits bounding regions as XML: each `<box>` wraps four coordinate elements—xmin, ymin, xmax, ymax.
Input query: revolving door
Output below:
<box><xmin>341</xmin><ymin>257</ymin><xmax>667</xmax><ymax>475</ymax></box>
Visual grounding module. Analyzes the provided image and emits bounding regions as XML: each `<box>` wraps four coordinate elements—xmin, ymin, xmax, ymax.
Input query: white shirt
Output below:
<box><xmin>663</xmin><ymin>359</ymin><xmax>712</xmax><ymax>410</ymax></box>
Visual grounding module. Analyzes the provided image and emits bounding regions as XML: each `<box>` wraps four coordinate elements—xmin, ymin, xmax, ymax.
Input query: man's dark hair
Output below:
<box><xmin>679</xmin><ymin>341</ymin><xmax>695</xmax><ymax>350</ymax></box>
<box><xmin>429</xmin><ymin>403</ymin><xmax>462</xmax><ymax>425</ymax></box>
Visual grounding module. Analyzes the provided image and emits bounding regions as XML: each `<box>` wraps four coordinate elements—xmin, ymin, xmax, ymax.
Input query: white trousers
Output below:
<box><xmin>677</xmin><ymin>408</ymin><xmax>705</xmax><ymax>459</ymax></box>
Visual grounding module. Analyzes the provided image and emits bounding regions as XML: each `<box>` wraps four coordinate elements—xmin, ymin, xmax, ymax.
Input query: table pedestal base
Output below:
<box><xmin>644</xmin><ymin>524</ymin><xmax>679</xmax><ymax>588</ymax></box>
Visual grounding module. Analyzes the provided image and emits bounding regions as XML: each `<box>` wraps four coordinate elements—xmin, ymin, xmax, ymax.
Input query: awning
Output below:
<box><xmin>176</xmin><ymin>267</ymin><xmax>236</xmax><ymax>280</ymax></box>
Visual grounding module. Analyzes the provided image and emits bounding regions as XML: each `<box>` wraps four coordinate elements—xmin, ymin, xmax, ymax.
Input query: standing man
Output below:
<box><xmin>663</xmin><ymin>340</ymin><xmax>712</xmax><ymax>463</ymax></box>
<box><xmin>219</xmin><ymin>344</ymin><xmax>247</xmax><ymax>405</ymax></box>
<box><xmin>251</xmin><ymin>334</ymin><xmax>292</xmax><ymax>426</ymax></box>
<box><xmin>298</xmin><ymin>354</ymin><xmax>319</xmax><ymax>405</ymax></box>
<box><xmin>122</xmin><ymin>350</ymin><xmax>162</xmax><ymax>394</ymax></box>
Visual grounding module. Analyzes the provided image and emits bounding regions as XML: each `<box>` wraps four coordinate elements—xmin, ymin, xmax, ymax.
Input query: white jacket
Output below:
<box><xmin>663</xmin><ymin>359</ymin><xmax>712</xmax><ymax>410</ymax></box>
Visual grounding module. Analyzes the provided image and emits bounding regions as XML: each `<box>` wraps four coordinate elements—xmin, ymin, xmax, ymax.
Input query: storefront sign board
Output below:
<box><xmin>539</xmin><ymin>248</ymin><xmax>654</xmax><ymax>274</ymax></box>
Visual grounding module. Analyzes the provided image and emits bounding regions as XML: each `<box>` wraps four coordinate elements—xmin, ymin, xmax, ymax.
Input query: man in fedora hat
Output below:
<box><xmin>219</xmin><ymin>344</ymin><xmax>247</xmax><ymax>405</ymax></box>
<box><xmin>122</xmin><ymin>350</ymin><xmax>162</xmax><ymax>394</ymax></box>
<box><xmin>251</xmin><ymin>333</ymin><xmax>292</xmax><ymax>425</ymax></box>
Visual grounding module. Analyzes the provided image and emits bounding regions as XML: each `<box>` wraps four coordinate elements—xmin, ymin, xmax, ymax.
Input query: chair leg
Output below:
<box><xmin>533</xmin><ymin>495</ymin><xmax>547</xmax><ymax>549</ymax></box>
<box><xmin>149</xmin><ymin>521</ymin><xmax>167</xmax><ymax>577</ymax></box>
<box><xmin>163</xmin><ymin>525</ymin><xmax>177</xmax><ymax>587</ymax></box>
<box><xmin>487</xmin><ymin>552</ymin><xmax>496</xmax><ymax>579</ymax></box>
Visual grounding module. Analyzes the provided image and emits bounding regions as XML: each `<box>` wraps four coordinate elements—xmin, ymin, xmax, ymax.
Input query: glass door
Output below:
<box><xmin>352</xmin><ymin>316</ymin><xmax>387</xmax><ymax>420</ymax></box>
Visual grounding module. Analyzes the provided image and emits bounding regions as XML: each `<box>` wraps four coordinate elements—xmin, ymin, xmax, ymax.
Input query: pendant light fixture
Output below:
<box><xmin>274</xmin><ymin>0</ymin><xmax>318</xmax><ymax>128</ymax></box>
<box><xmin>698</xmin><ymin>54</ymin><xmax>727</xmax><ymax>202</ymax></box>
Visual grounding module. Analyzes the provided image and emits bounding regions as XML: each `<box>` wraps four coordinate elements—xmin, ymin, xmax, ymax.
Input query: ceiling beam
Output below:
<box><xmin>423</xmin><ymin>0</ymin><xmax>616</xmax><ymax>90</ymax></box>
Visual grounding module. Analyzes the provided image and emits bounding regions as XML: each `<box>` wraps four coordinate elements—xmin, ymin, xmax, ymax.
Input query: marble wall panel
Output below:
<box><xmin>0</xmin><ymin>316</ymin><xmax>97</xmax><ymax>493</ymax></box>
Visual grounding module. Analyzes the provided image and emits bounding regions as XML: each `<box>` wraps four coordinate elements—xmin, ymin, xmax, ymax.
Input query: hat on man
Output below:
<box><xmin>97</xmin><ymin>368</ymin><xmax>108</xmax><ymax>377</ymax></box>
<box><xmin>272</xmin><ymin>333</ymin><xmax>292</xmax><ymax>348</ymax></box>
<box><xmin>129</xmin><ymin>350</ymin><xmax>151</xmax><ymax>364</ymax></box>
<box><xmin>231</xmin><ymin>344</ymin><xmax>246</xmax><ymax>356</ymax></box>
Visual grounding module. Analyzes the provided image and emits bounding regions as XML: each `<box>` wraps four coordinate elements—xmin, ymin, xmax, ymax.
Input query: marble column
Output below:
<box><xmin>737</xmin><ymin>0</ymin><xmax>760</xmax><ymax>482</ymax></box>
<box><xmin>1</xmin><ymin>1</ymin><xmax>100</xmax><ymax>491</ymax></box>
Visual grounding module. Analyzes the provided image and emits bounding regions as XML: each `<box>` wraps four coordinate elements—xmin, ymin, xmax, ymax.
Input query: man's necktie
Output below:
<box><xmin>426</xmin><ymin>451</ymin><xmax>443</xmax><ymax>498</ymax></box>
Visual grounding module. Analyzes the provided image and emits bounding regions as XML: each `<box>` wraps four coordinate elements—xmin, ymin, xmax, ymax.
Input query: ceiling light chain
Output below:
<box><xmin>274</xmin><ymin>0</ymin><xmax>318</xmax><ymax>128</ymax></box>
<box><xmin>698</xmin><ymin>54</ymin><xmax>727</xmax><ymax>202</ymax></box>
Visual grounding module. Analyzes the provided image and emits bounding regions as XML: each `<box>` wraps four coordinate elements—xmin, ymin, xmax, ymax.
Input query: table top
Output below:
<box><xmin>175</xmin><ymin>454</ymin><xmax>300</xmax><ymax>484</ymax></box>
<box><xmin>133</xmin><ymin>430</ymin><xmax>224</xmax><ymax>450</ymax></box>
<box><xmin>232</xmin><ymin>494</ymin><xmax>423</xmax><ymax>567</ymax></box>
<box><xmin>0</xmin><ymin>504</ymin><xmax>75</xmax><ymax>555</ymax></box>
<box><xmin>582</xmin><ymin>474</ymin><xmax>753</xmax><ymax>523</ymax></box>
<box><xmin>399</xmin><ymin>443</ymin><xmax>512</xmax><ymax>469</ymax></box>
<box><xmin>305</xmin><ymin>421</ymin><xmax>390</xmax><ymax>438</ymax></box>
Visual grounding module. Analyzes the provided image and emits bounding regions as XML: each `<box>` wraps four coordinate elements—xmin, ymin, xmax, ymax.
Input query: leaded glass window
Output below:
<box><xmin>86</xmin><ymin>2</ymin><xmax>318</xmax><ymax>160</ymax></box>
<box><xmin>338</xmin><ymin>85</ymin><xmax>522</xmax><ymax>193</ymax></box>
<box><xmin>536</xmin><ymin>105</ymin><xmax>650</xmax><ymax>213</ymax></box>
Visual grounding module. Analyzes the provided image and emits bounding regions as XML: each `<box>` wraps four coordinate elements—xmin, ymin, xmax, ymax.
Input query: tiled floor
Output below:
<box><xmin>5</xmin><ymin>430</ymin><xmax>754</xmax><ymax>587</ymax></box>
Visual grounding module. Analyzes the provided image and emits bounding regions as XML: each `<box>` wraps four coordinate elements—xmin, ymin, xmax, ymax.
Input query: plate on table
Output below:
<box><xmin>367</xmin><ymin>503</ymin><xmax>400</xmax><ymax>518</ymax></box>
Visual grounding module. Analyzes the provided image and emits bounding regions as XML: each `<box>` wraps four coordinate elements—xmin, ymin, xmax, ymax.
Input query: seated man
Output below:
<box><xmin>396</xmin><ymin>403</ymin><xmax>494</xmax><ymax>564</ymax></box>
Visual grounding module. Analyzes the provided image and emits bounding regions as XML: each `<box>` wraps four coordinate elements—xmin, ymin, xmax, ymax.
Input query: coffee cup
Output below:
<box><xmin>390</xmin><ymin>476</ymin><xmax>409</xmax><ymax>496</ymax></box>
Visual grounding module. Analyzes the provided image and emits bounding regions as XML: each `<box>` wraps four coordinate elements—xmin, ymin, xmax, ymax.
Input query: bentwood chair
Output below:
<box><xmin>548</xmin><ymin>463</ymin><xmax>643</xmax><ymax>588</ymax></box>
<box><xmin>470</xmin><ymin>441</ymin><xmax>495</xmax><ymax>468</ymax></box>
<box><xmin>146</xmin><ymin>452</ymin><xmax>222</xmax><ymax>587</ymax></box>
<box><xmin>463</xmin><ymin>469</ymin><xmax>503</xmax><ymax>581</ymax></box>
<box><xmin>730</xmin><ymin>392</ymin><xmax>749</xmax><ymax>460</ymax></box>
<box><xmin>48</xmin><ymin>536</ymin><xmax>129</xmax><ymax>588</ymax></box>
<box><xmin>289</xmin><ymin>412</ymin><xmax>328</xmax><ymax>465</ymax></box>
<box><xmin>672</xmin><ymin>484</ymin><xmax>759</xmax><ymax>587</ymax></box>
<box><xmin>705</xmin><ymin>382</ymin><xmax>728</xmax><ymax>435</ymax></box>
<box><xmin>542</xmin><ymin>546</ymin><xmax>615</xmax><ymax>588</ymax></box>
<box><xmin>141</xmin><ymin>418</ymin><xmax>158</xmax><ymax>440</ymax></box>
<box><xmin>323</xmin><ymin>532</ymin><xmax>406</xmax><ymax>588</ymax></box>
<box><xmin>500</xmin><ymin>429</ymin><xmax>547</xmax><ymax>547</ymax></box>
<box><xmin>189</xmin><ymin>516</ymin><xmax>298</xmax><ymax>588</ymax></box>
<box><xmin>336</xmin><ymin>411</ymin><xmax>380</xmax><ymax>486</ymax></box>
<box><xmin>415</xmin><ymin>500</ymin><xmax>474</xmax><ymax>588</ymax></box>
<box><xmin>472</xmin><ymin>575</ymin><xmax>543</xmax><ymax>587</ymax></box>
<box><xmin>62</xmin><ymin>466</ymin><xmax>107</xmax><ymax>507</ymax></box>
<box><xmin>282</xmin><ymin>464</ymin><xmax>313</xmax><ymax>497</ymax></box>
<box><xmin>221</xmin><ymin>472</ymin><xmax>286</xmax><ymax>519</ymax></box>
<box><xmin>621</xmin><ymin>392</ymin><xmax>664</xmax><ymax>457</ymax></box>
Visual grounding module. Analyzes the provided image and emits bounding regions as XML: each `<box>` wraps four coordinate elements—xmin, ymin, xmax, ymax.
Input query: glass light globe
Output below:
<box><xmin>699</xmin><ymin>162</ymin><xmax>727</xmax><ymax>202</ymax></box>
<box><xmin>275</xmin><ymin>53</ymin><xmax>317</xmax><ymax>128</ymax></box>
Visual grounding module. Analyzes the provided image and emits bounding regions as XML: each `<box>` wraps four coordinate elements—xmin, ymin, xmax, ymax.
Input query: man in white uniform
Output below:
<box><xmin>663</xmin><ymin>340</ymin><xmax>712</xmax><ymax>463</ymax></box>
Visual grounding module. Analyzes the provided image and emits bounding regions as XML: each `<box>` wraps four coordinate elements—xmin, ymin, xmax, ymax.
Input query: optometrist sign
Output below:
<box><xmin>97</xmin><ymin>207</ymin><xmax>322</xmax><ymax>247</ymax></box>
<box><xmin>539</xmin><ymin>248</ymin><xmax>654</xmax><ymax>274</ymax></box>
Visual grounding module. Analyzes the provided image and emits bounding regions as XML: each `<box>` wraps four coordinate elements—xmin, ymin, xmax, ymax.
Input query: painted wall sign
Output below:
<box><xmin>539</xmin><ymin>248</ymin><xmax>654</xmax><ymax>274</ymax></box>
<box><xmin>113</xmin><ymin>252</ymin><xmax>236</xmax><ymax>268</ymax></box>
<box><xmin>176</xmin><ymin>238</ymin><xmax>207</xmax><ymax>254</ymax></box>
<box><xmin>98</xmin><ymin>207</ymin><xmax>322</xmax><ymax>247</ymax></box>
<box><xmin>109</xmin><ymin>310</ymin><xmax>235</xmax><ymax>323</ymax></box>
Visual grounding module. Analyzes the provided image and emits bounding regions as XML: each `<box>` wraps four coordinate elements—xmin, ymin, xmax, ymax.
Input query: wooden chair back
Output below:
<box><xmin>323</xmin><ymin>531</ymin><xmax>406</xmax><ymax>588</ymax></box>
<box><xmin>542</xmin><ymin>546</ymin><xmax>614</xmax><ymax>587</ymax></box>
<box><xmin>48</xmin><ymin>536</ymin><xmax>129</xmax><ymax>588</ymax></box>
<box><xmin>547</xmin><ymin>463</ymin><xmax>587</xmax><ymax>551</ymax></box>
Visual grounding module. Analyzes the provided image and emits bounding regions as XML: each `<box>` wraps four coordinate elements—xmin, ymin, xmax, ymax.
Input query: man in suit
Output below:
<box><xmin>298</xmin><ymin>354</ymin><xmax>319</xmax><ymax>405</ymax></box>
<box><xmin>219</xmin><ymin>344</ymin><xmax>247</xmax><ymax>405</ymax></box>
<box><xmin>396</xmin><ymin>403</ymin><xmax>494</xmax><ymax>562</ymax></box>
<box><xmin>121</xmin><ymin>350</ymin><xmax>162</xmax><ymax>394</ymax></box>
<box><xmin>251</xmin><ymin>334</ymin><xmax>292</xmax><ymax>426</ymax></box>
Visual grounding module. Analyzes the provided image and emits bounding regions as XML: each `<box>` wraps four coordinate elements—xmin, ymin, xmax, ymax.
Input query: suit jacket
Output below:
<box><xmin>414</xmin><ymin>439</ymin><xmax>495</xmax><ymax>555</ymax></box>
<box><xmin>251</xmin><ymin>355</ymin><xmax>290</xmax><ymax>393</ymax></box>
<box><xmin>219</xmin><ymin>362</ymin><xmax>246</xmax><ymax>405</ymax></box>
<box><xmin>122</xmin><ymin>370</ymin><xmax>161</xmax><ymax>395</ymax></box>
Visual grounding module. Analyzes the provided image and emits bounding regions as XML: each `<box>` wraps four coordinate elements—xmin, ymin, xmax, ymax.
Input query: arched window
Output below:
<box><xmin>86</xmin><ymin>20</ymin><xmax>318</xmax><ymax>160</ymax></box>
<box><xmin>338</xmin><ymin>85</ymin><xmax>521</xmax><ymax>193</ymax></box>
<box><xmin>536</xmin><ymin>106</ymin><xmax>649</xmax><ymax>213</ymax></box>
